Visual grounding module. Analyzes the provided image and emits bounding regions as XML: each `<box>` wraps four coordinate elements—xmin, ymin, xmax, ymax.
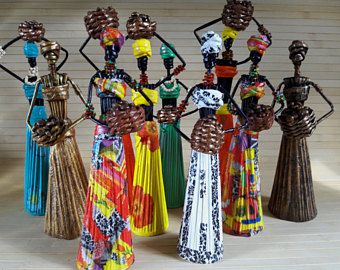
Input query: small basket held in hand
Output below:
<box><xmin>106</xmin><ymin>100</ymin><xmax>145</xmax><ymax>136</ymax></box>
<box><xmin>245</xmin><ymin>104</ymin><xmax>274</xmax><ymax>132</ymax></box>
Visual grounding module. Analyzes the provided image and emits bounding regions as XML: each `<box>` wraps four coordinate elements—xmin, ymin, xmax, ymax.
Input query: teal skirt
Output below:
<box><xmin>24</xmin><ymin>105</ymin><xmax>49</xmax><ymax>216</ymax></box>
<box><xmin>159</xmin><ymin>122</ymin><xmax>185</xmax><ymax>208</ymax></box>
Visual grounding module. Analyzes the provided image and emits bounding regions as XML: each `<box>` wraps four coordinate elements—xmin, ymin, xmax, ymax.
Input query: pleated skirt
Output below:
<box><xmin>131</xmin><ymin>121</ymin><xmax>168</xmax><ymax>236</ymax></box>
<box><xmin>44</xmin><ymin>129</ymin><xmax>87</xmax><ymax>240</ymax></box>
<box><xmin>221</xmin><ymin>125</ymin><xmax>264</xmax><ymax>236</ymax></box>
<box><xmin>77</xmin><ymin>125</ymin><xmax>134</xmax><ymax>270</ymax></box>
<box><xmin>177</xmin><ymin>150</ymin><xmax>223</xmax><ymax>264</ymax></box>
<box><xmin>122</xmin><ymin>134</ymin><xmax>135</xmax><ymax>210</ymax></box>
<box><xmin>159</xmin><ymin>122</ymin><xmax>185</xmax><ymax>208</ymax></box>
<box><xmin>216</xmin><ymin>112</ymin><xmax>233</xmax><ymax>190</ymax></box>
<box><xmin>24</xmin><ymin>105</ymin><xmax>49</xmax><ymax>216</ymax></box>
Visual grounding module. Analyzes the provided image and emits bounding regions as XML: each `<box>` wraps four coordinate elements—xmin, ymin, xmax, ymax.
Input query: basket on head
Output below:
<box><xmin>18</xmin><ymin>20</ymin><xmax>45</xmax><ymax>42</ymax></box>
<box><xmin>126</xmin><ymin>12</ymin><xmax>156</xmax><ymax>40</ymax></box>
<box><xmin>221</xmin><ymin>0</ymin><xmax>254</xmax><ymax>31</ymax></box>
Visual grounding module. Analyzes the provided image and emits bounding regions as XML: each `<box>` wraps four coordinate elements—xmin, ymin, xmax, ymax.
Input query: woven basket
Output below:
<box><xmin>106</xmin><ymin>100</ymin><xmax>145</xmax><ymax>136</ymax></box>
<box><xmin>18</xmin><ymin>21</ymin><xmax>45</xmax><ymax>42</ymax></box>
<box><xmin>221</xmin><ymin>0</ymin><xmax>254</xmax><ymax>31</ymax></box>
<box><xmin>244</xmin><ymin>104</ymin><xmax>274</xmax><ymax>132</ymax></box>
<box><xmin>32</xmin><ymin>116</ymin><xmax>68</xmax><ymax>147</ymax></box>
<box><xmin>157</xmin><ymin>106</ymin><xmax>178</xmax><ymax>124</ymax></box>
<box><xmin>191</xmin><ymin>115</ymin><xmax>224</xmax><ymax>155</ymax></box>
<box><xmin>279</xmin><ymin>106</ymin><xmax>316</xmax><ymax>139</ymax></box>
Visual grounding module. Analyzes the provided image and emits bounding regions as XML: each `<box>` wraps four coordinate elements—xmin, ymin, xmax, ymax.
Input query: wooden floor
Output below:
<box><xmin>1</xmin><ymin>157</ymin><xmax>340</xmax><ymax>270</ymax></box>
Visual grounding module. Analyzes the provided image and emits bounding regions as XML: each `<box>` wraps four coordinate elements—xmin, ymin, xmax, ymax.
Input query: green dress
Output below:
<box><xmin>159</xmin><ymin>80</ymin><xmax>186</xmax><ymax>208</ymax></box>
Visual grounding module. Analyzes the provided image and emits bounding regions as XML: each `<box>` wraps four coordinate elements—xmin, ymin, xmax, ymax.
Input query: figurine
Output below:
<box><xmin>157</xmin><ymin>43</ymin><xmax>188</xmax><ymax>208</ymax></box>
<box><xmin>221</xmin><ymin>33</ymin><xmax>282</xmax><ymax>236</ymax></box>
<box><xmin>125</xmin><ymin>12</ymin><xmax>186</xmax><ymax>236</ymax></box>
<box><xmin>0</xmin><ymin>21</ymin><xmax>68</xmax><ymax>216</ymax></box>
<box><xmin>27</xmin><ymin>41</ymin><xmax>88</xmax><ymax>240</ymax></box>
<box><xmin>193</xmin><ymin>0</ymin><xmax>272</xmax><ymax>190</ymax></box>
<box><xmin>76</xmin><ymin>7</ymin><xmax>146</xmax><ymax>269</ymax></box>
<box><xmin>268</xmin><ymin>40</ymin><xmax>334</xmax><ymax>222</ymax></box>
<box><xmin>175</xmin><ymin>31</ymin><xmax>247</xmax><ymax>264</ymax></box>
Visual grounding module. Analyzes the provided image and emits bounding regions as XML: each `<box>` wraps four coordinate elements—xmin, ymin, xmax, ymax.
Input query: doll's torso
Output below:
<box><xmin>41</xmin><ymin>73</ymin><xmax>69</xmax><ymax>119</ymax></box>
<box><xmin>282</xmin><ymin>76</ymin><xmax>311</xmax><ymax>109</ymax></box>
<box><xmin>160</xmin><ymin>79</ymin><xmax>181</xmax><ymax>108</ymax></box>
<box><xmin>240</xmin><ymin>74</ymin><xmax>267</xmax><ymax>110</ymax></box>
<box><xmin>93</xmin><ymin>69</ymin><xmax>127</xmax><ymax>115</ymax></box>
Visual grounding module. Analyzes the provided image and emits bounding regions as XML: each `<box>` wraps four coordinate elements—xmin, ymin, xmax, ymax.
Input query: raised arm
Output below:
<box><xmin>252</xmin><ymin>17</ymin><xmax>272</xmax><ymax>47</ymax></box>
<box><xmin>79</xmin><ymin>36</ymin><xmax>100</xmax><ymax>72</ymax></box>
<box><xmin>231</xmin><ymin>77</ymin><xmax>242</xmax><ymax>98</ymax></box>
<box><xmin>193</xmin><ymin>18</ymin><xmax>222</xmax><ymax>44</ymax></box>
<box><xmin>0</xmin><ymin>36</ymin><xmax>24</xmax><ymax>83</ymax></box>
<box><xmin>26</xmin><ymin>79</ymin><xmax>42</xmax><ymax>129</ymax></box>
<box><xmin>310</xmin><ymin>81</ymin><xmax>334</xmax><ymax>125</ymax></box>
<box><xmin>153</xmin><ymin>32</ymin><xmax>186</xmax><ymax>87</ymax></box>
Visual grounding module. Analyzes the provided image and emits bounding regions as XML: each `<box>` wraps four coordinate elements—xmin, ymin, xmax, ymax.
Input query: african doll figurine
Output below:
<box><xmin>79</xmin><ymin>7</ymin><xmax>137</xmax><ymax>209</ymax></box>
<box><xmin>221</xmin><ymin>34</ymin><xmax>283</xmax><ymax>237</ymax></box>
<box><xmin>27</xmin><ymin>41</ymin><xmax>88</xmax><ymax>240</ymax></box>
<box><xmin>175</xmin><ymin>31</ymin><xmax>248</xmax><ymax>264</ymax></box>
<box><xmin>194</xmin><ymin>0</ymin><xmax>272</xmax><ymax>190</ymax></box>
<box><xmin>76</xmin><ymin>7</ymin><xmax>146</xmax><ymax>269</ymax></box>
<box><xmin>268</xmin><ymin>41</ymin><xmax>334</xmax><ymax>222</ymax></box>
<box><xmin>125</xmin><ymin>12</ymin><xmax>186</xmax><ymax>236</ymax></box>
<box><xmin>0</xmin><ymin>21</ymin><xmax>68</xmax><ymax>216</ymax></box>
<box><xmin>157</xmin><ymin>43</ymin><xmax>189</xmax><ymax>208</ymax></box>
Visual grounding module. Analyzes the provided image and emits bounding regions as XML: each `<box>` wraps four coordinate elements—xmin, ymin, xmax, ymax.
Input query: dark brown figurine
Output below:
<box><xmin>268</xmin><ymin>40</ymin><xmax>334</xmax><ymax>222</ymax></box>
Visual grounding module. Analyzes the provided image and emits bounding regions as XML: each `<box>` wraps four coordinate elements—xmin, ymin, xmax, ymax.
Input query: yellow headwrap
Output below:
<box><xmin>132</xmin><ymin>39</ymin><xmax>152</xmax><ymax>59</ymax></box>
<box><xmin>132</xmin><ymin>87</ymin><xmax>158</xmax><ymax>106</ymax></box>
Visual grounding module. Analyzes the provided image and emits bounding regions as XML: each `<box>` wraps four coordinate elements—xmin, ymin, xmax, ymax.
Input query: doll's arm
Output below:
<box><xmin>231</xmin><ymin>77</ymin><xmax>242</xmax><ymax>98</ymax></box>
<box><xmin>66</xmin><ymin>78</ymin><xmax>94</xmax><ymax>130</ymax></box>
<box><xmin>26</xmin><ymin>79</ymin><xmax>42</xmax><ymax>129</ymax></box>
<box><xmin>252</xmin><ymin>17</ymin><xmax>272</xmax><ymax>47</ymax></box>
<box><xmin>176</xmin><ymin>79</ymin><xmax>189</xmax><ymax>92</ymax></box>
<box><xmin>265</xmin><ymin>78</ymin><xmax>284</xmax><ymax>115</ymax></box>
<box><xmin>122</xmin><ymin>70</ymin><xmax>154</xmax><ymax>106</ymax></box>
<box><xmin>79</xmin><ymin>36</ymin><xmax>100</xmax><ymax>72</ymax></box>
<box><xmin>225</xmin><ymin>89</ymin><xmax>248</xmax><ymax>131</ymax></box>
<box><xmin>0</xmin><ymin>36</ymin><xmax>25</xmax><ymax>83</ymax></box>
<box><xmin>41</xmin><ymin>37</ymin><xmax>69</xmax><ymax>71</ymax></box>
<box><xmin>193</xmin><ymin>18</ymin><xmax>223</xmax><ymax>44</ymax></box>
<box><xmin>310</xmin><ymin>81</ymin><xmax>334</xmax><ymax>125</ymax></box>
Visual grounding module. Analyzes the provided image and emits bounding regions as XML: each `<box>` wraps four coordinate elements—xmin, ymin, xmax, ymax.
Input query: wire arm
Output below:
<box><xmin>193</xmin><ymin>17</ymin><xmax>222</xmax><ymax>45</ymax></box>
<box><xmin>79</xmin><ymin>36</ymin><xmax>100</xmax><ymax>72</ymax></box>
<box><xmin>310</xmin><ymin>81</ymin><xmax>334</xmax><ymax>125</ymax></box>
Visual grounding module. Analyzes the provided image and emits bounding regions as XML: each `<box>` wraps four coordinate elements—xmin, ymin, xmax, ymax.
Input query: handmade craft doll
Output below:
<box><xmin>221</xmin><ymin>34</ymin><xmax>283</xmax><ymax>237</ymax></box>
<box><xmin>79</xmin><ymin>8</ymin><xmax>137</xmax><ymax>208</ymax></box>
<box><xmin>175</xmin><ymin>31</ymin><xmax>247</xmax><ymax>264</ymax></box>
<box><xmin>193</xmin><ymin>0</ymin><xmax>272</xmax><ymax>188</ymax></box>
<box><xmin>157</xmin><ymin>43</ymin><xmax>189</xmax><ymax>208</ymax></box>
<box><xmin>125</xmin><ymin>12</ymin><xmax>186</xmax><ymax>236</ymax></box>
<box><xmin>27</xmin><ymin>41</ymin><xmax>88</xmax><ymax>240</ymax></box>
<box><xmin>268</xmin><ymin>40</ymin><xmax>333</xmax><ymax>222</ymax></box>
<box><xmin>76</xmin><ymin>7</ymin><xmax>146</xmax><ymax>269</ymax></box>
<box><xmin>0</xmin><ymin>21</ymin><xmax>68</xmax><ymax>216</ymax></box>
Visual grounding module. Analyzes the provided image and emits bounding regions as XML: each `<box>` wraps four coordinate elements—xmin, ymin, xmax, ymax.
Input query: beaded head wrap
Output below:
<box><xmin>99</xmin><ymin>27</ymin><xmax>125</xmax><ymax>49</ymax></box>
<box><xmin>247</xmin><ymin>35</ymin><xmax>270</xmax><ymax>55</ymax></box>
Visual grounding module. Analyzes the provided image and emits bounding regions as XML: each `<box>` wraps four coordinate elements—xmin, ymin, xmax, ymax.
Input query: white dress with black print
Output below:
<box><xmin>177</xmin><ymin>87</ymin><xmax>224</xmax><ymax>264</ymax></box>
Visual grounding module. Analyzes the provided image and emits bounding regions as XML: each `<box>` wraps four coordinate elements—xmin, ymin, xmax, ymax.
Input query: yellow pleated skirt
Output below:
<box><xmin>130</xmin><ymin>121</ymin><xmax>169</xmax><ymax>236</ymax></box>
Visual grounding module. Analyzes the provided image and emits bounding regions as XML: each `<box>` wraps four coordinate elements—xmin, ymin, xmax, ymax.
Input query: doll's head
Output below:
<box><xmin>200</xmin><ymin>31</ymin><xmax>222</xmax><ymax>70</ymax></box>
<box><xmin>18</xmin><ymin>20</ymin><xmax>45</xmax><ymax>42</ymax></box>
<box><xmin>100</xmin><ymin>27</ymin><xmax>125</xmax><ymax>64</ymax></box>
<box><xmin>289</xmin><ymin>40</ymin><xmax>308</xmax><ymax>65</ymax></box>
<box><xmin>84</xmin><ymin>7</ymin><xmax>119</xmax><ymax>39</ymax></box>
<box><xmin>160</xmin><ymin>43</ymin><xmax>175</xmax><ymax>70</ymax></box>
<box><xmin>247</xmin><ymin>35</ymin><xmax>270</xmax><ymax>65</ymax></box>
<box><xmin>40</xmin><ymin>41</ymin><xmax>61</xmax><ymax>66</ymax></box>
<box><xmin>126</xmin><ymin>12</ymin><xmax>156</xmax><ymax>40</ymax></box>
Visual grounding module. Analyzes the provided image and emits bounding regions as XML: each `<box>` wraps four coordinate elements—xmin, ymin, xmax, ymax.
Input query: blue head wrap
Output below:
<box><xmin>23</xmin><ymin>41</ymin><xmax>39</xmax><ymax>58</ymax></box>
